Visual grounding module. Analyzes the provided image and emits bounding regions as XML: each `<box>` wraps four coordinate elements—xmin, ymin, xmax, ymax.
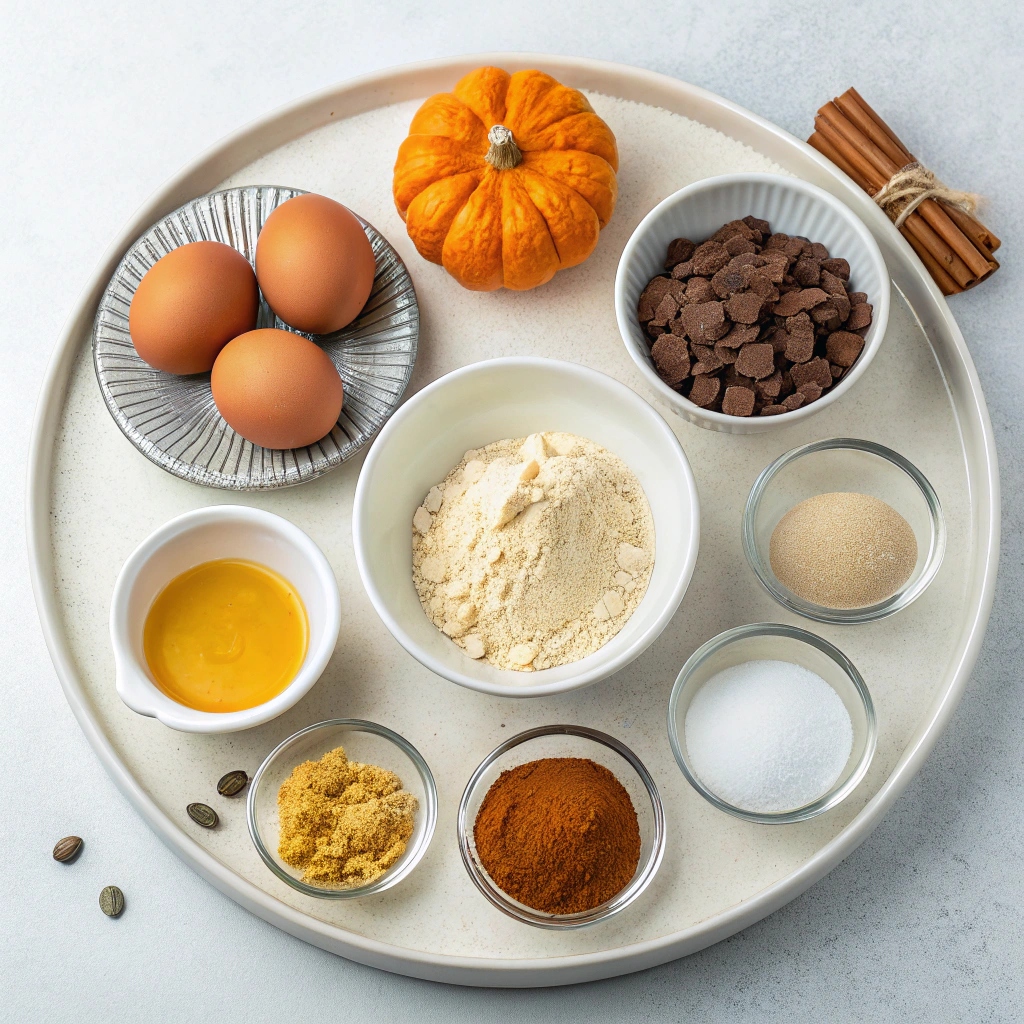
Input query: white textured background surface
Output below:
<box><xmin>1</xmin><ymin>2</ymin><xmax>1020</xmax><ymax>1020</ymax></box>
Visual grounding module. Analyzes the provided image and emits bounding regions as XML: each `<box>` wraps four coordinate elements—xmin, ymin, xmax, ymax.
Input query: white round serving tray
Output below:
<box><xmin>27</xmin><ymin>55</ymin><xmax>999</xmax><ymax>987</ymax></box>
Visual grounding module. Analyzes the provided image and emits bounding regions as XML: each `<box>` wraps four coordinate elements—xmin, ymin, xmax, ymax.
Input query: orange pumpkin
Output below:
<box><xmin>393</xmin><ymin>67</ymin><xmax>619</xmax><ymax>291</ymax></box>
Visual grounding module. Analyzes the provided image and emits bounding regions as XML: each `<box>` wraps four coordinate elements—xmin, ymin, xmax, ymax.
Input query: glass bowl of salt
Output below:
<box><xmin>668</xmin><ymin>622</ymin><xmax>876</xmax><ymax>824</ymax></box>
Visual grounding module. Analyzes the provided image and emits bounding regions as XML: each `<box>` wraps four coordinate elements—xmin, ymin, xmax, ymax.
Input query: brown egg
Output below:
<box><xmin>211</xmin><ymin>329</ymin><xmax>343</xmax><ymax>449</ymax></box>
<box><xmin>129</xmin><ymin>241</ymin><xmax>258</xmax><ymax>374</ymax></box>
<box><xmin>255</xmin><ymin>194</ymin><xmax>376</xmax><ymax>335</ymax></box>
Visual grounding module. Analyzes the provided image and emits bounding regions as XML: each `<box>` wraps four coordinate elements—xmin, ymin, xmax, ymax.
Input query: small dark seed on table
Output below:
<box><xmin>187</xmin><ymin>802</ymin><xmax>219</xmax><ymax>828</ymax></box>
<box><xmin>99</xmin><ymin>885</ymin><xmax>124</xmax><ymax>918</ymax></box>
<box><xmin>52</xmin><ymin>836</ymin><xmax>83</xmax><ymax>863</ymax></box>
<box><xmin>217</xmin><ymin>770</ymin><xmax>249</xmax><ymax>797</ymax></box>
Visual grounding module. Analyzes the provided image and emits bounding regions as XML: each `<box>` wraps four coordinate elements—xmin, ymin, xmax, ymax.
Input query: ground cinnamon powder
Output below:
<box><xmin>473</xmin><ymin>757</ymin><xmax>641</xmax><ymax>914</ymax></box>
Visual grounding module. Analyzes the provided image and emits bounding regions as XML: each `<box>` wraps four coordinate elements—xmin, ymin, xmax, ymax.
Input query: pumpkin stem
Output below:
<box><xmin>485</xmin><ymin>125</ymin><xmax>523</xmax><ymax>170</ymax></box>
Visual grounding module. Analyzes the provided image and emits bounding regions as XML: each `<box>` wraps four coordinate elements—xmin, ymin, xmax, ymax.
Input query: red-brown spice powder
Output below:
<box><xmin>473</xmin><ymin>757</ymin><xmax>642</xmax><ymax>914</ymax></box>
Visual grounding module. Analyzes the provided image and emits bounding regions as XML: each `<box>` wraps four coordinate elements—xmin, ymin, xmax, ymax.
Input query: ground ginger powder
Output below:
<box><xmin>277</xmin><ymin>745</ymin><xmax>417</xmax><ymax>887</ymax></box>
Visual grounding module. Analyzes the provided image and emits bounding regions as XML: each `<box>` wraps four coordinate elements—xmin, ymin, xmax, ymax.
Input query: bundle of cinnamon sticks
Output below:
<box><xmin>808</xmin><ymin>89</ymin><xmax>999</xmax><ymax>295</ymax></box>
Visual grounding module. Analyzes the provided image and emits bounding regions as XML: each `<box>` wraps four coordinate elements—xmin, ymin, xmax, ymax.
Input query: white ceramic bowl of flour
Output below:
<box><xmin>353</xmin><ymin>358</ymin><xmax>700</xmax><ymax>697</ymax></box>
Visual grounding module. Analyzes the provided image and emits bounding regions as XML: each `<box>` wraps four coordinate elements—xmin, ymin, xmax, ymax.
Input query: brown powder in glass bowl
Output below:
<box><xmin>473</xmin><ymin>757</ymin><xmax>641</xmax><ymax>914</ymax></box>
<box><xmin>769</xmin><ymin>491</ymin><xmax>918</xmax><ymax>608</ymax></box>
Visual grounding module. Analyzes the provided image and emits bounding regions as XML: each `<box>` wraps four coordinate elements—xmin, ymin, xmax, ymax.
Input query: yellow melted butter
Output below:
<box><xmin>143</xmin><ymin>558</ymin><xmax>308</xmax><ymax>713</ymax></box>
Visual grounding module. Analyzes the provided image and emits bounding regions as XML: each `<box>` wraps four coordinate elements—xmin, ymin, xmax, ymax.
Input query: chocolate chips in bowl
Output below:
<box><xmin>638</xmin><ymin>217</ymin><xmax>873</xmax><ymax>418</ymax></box>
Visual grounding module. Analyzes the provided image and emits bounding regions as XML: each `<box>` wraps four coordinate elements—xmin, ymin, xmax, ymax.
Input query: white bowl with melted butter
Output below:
<box><xmin>110</xmin><ymin>505</ymin><xmax>340</xmax><ymax>733</ymax></box>
<box><xmin>353</xmin><ymin>357</ymin><xmax>700</xmax><ymax>698</ymax></box>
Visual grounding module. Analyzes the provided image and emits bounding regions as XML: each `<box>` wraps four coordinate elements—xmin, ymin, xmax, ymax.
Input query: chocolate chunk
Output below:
<box><xmin>744</xmin><ymin>268</ymin><xmax>777</xmax><ymax>299</ymax></box>
<box><xmin>735</xmin><ymin>342</ymin><xmax>775</xmax><ymax>380</ymax></box>
<box><xmin>765</xmin><ymin>233</ymin><xmax>791</xmax><ymax>251</ymax></box>
<box><xmin>722</xmin><ymin>385</ymin><xmax>756</xmax><ymax>417</ymax></box>
<box><xmin>760</xmin><ymin>251</ymin><xmax>790</xmax><ymax>283</ymax></box>
<box><xmin>743</xmin><ymin>215</ymin><xmax>771</xmax><ymax>236</ymax></box>
<box><xmin>809</xmin><ymin>299</ymin><xmax>839</xmax><ymax>325</ymax></box>
<box><xmin>651</xmin><ymin>334</ymin><xmax>691</xmax><ymax>386</ymax></box>
<box><xmin>754</xmin><ymin>370</ymin><xmax>784</xmax><ymax>400</ymax></box>
<box><xmin>771</xmin><ymin>290</ymin><xmax>805</xmax><ymax>317</ymax></box>
<box><xmin>799</xmin><ymin>287</ymin><xmax>830</xmax><ymax>310</ymax></box>
<box><xmin>671</xmin><ymin>260</ymin><xmax>694</xmax><ymax>280</ymax></box>
<box><xmin>832</xmin><ymin>290</ymin><xmax>851</xmax><ymax>324</ymax></box>
<box><xmin>724</xmin><ymin>290</ymin><xmax>764</xmax><ymax>325</ymax></box>
<box><xmin>808</xmin><ymin>242</ymin><xmax>830</xmax><ymax>261</ymax></box>
<box><xmin>784</xmin><ymin>311</ymin><xmax>815</xmax><ymax>363</ymax></box>
<box><xmin>770</xmin><ymin>288</ymin><xmax>802</xmax><ymax>315</ymax></box>
<box><xmin>688</xmin><ymin>374</ymin><xmax>721</xmax><ymax>408</ymax></box>
<box><xmin>711</xmin><ymin>265</ymin><xmax>747</xmax><ymax>298</ymax></box>
<box><xmin>792</xmin><ymin>259</ymin><xmax>821</xmax><ymax>287</ymax></box>
<box><xmin>650</xmin><ymin>292</ymin><xmax>680</xmax><ymax>326</ymax></box>
<box><xmin>685</xmin><ymin>276</ymin><xmax>715</xmax><ymax>304</ymax></box>
<box><xmin>797</xmin><ymin>382</ymin><xmax>823</xmax><ymax>403</ymax></box>
<box><xmin>645</xmin><ymin>322</ymin><xmax>665</xmax><ymax>341</ymax></box>
<box><xmin>723</xmin><ymin>367</ymin><xmax>755</xmax><ymax>391</ymax></box>
<box><xmin>725</xmin><ymin>234</ymin><xmax>756</xmax><ymax>256</ymax></box>
<box><xmin>729</xmin><ymin>252</ymin><xmax>760</xmax><ymax>270</ymax></box>
<box><xmin>665</xmin><ymin>238</ymin><xmax>696</xmax><ymax>269</ymax></box>
<box><xmin>773</xmin><ymin>287</ymin><xmax>829</xmax><ymax>317</ymax></box>
<box><xmin>821</xmin><ymin>257</ymin><xmax>851</xmax><ymax>280</ymax></box>
<box><xmin>790</xmin><ymin>357</ymin><xmax>833</xmax><ymax>389</ymax></box>
<box><xmin>848</xmin><ymin>291</ymin><xmax>868</xmax><ymax>306</ymax></box>
<box><xmin>783</xmin><ymin>236</ymin><xmax>808</xmax><ymax>258</ymax></box>
<box><xmin>690</xmin><ymin>344</ymin><xmax>724</xmax><ymax>376</ymax></box>
<box><xmin>763</xmin><ymin>325</ymin><xmax>790</xmax><ymax>353</ymax></box>
<box><xmin>714</xmin><ymin>341</ymin><xmax>739</xmax><ymax>364</ymax></box>
<box><xmin>760</xmin><ymin>404</ymin><xmax>789</xmax><ymax>416</ymax></box>
<box><xmin>830</xmin><ymin>363</ymin><xmax>845</xmax><ymax>379</ymax></box>
<box><xmin>781</xmin><ymin>392</ymin><xmax>806</xmax><ymax>411</ymax></box>
<box><xmin>690</xmin><ymin>240</ymin><xmax>731</xmax><ymax>276</ymax></box>
<box><xmin>711</xmin><ymin>219</ymin><xmax>755</xmax><ymax>243</ymax></box>
<box><xmin>638</xmin><ymin>277</ymin><xmax>673</xmax><ymax>321</ymax></box>
<box><xmin>820</xmin><ymin>268</ymin><xmax>846</xmax><ymax>297</ymax></box>
<box><xmin>680</xmin><ymin>301</ymin><xmax>728</xmax><ymax>343</ymax></box>
<box><xmin>845</xmin><ymin>302</ymin><xmax>873</xmax><ymax>330</ymax></box>
<box><xmin>720</xmin><ymin>322</ymin><xmax>761</xmax><ymax>347</ymax></box>
<box><xmin>825</xmin><ymin>330</ymin><xmax>865</xmax><ymax>367</ymax></box>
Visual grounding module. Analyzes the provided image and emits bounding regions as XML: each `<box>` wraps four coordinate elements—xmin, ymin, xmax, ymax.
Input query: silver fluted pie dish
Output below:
<box><xmin>92</xmin><ymin>185</ymin><xmax>419</xmax><ymax>490</ymax></box>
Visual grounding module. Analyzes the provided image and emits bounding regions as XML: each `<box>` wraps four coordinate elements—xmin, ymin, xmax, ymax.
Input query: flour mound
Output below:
<box><xmin>411</xmin><ymin>432</ymin><xmax>654</xmax><ymax>672</ymax></box>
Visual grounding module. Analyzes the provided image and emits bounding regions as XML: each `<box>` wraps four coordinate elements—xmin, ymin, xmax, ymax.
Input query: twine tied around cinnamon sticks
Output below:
<box><xmin>808</xmin><ymin>89</ymin><xmax>999</xmax><ymax>295</ymax></box>
<box><xmin>873</xmin><ymin>162</ymin><xmax>981</xmax><ymax>231</ymax></box>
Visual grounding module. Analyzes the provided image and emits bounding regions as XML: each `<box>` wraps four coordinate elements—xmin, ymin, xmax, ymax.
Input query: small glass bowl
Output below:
<box><xmin>247</xmin><ymin>719</ymin><xmax>437</xmax><ymax>899</ymax></box>
<box><xmin>743</xmin><ymin>438</ymin><xmax>945</xmax><ymax>624</ymax></box>
<box><xmin>457</xmin><ymin>725</ymin><xmax>666</xmax><ymax>929</ymax></box>
<box><xmin>668</xmin><ymin>623</ymin><xmax>877</xmax><ymax>824</ymax></box>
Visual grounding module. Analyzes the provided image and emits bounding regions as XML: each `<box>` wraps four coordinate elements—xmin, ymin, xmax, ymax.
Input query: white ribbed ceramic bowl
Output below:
<box><xmin>110</xmin><ymin>505</ymin><xmax>341</xmax><ymax>733</ymax></box>
<box><xmin>352</xmin><ymin>357</ymin><xmax>700</xmax><ymax>698</ymax></box>
<box><xmin>615</xmin><ymin>174</ymin><xmax>891</xmax><ymax>434</ymax></box>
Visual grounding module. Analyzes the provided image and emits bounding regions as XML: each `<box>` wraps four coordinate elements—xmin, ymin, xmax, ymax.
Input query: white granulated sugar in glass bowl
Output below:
<box><xmin>684</xmin><ymin>659</ymin><xmax>854</xmax><ymax>813</ymax></box>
